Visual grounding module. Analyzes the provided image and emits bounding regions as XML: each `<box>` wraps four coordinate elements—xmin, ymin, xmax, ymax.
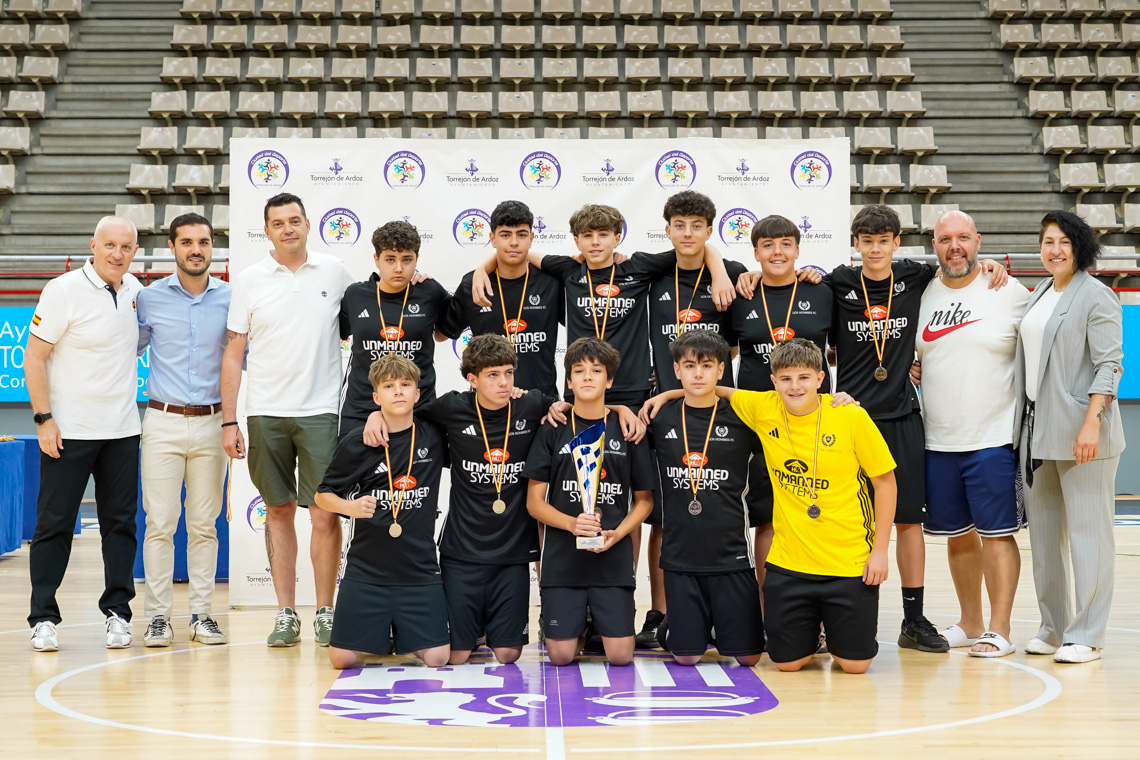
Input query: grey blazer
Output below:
<box><xmin>1016</xmin><ymin>270</ymin><xmax>1125</xmax><ymax>461</ymax></box>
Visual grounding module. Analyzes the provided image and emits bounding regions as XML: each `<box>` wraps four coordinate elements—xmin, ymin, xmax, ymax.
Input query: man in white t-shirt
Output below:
<box><xmin>222</xmin><ymin>193</ymin><xmax>355</xmax><ymax>648</ymax></box>
<box><xmin>26</xmin><ymin>216</ymin><xmax>143</xmax><ymax>652</ymax></box>
<box><xmin>915</xmin><ymin>210</ymin><xmax>1030</xmax><ymax>658</ymax></box>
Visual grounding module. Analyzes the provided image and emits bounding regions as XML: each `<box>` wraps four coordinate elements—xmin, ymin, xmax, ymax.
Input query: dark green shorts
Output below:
<box><xmin>247</xmin><ymin>413</ymin><xmax>338</xmax><ymax>507</ymax></box>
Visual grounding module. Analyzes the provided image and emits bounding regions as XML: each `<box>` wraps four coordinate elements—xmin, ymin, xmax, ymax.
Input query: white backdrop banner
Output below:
<box><xmin>227</xmin><ymin>137</ymin><xmax>850</xmax><ymax>607</ymax></box>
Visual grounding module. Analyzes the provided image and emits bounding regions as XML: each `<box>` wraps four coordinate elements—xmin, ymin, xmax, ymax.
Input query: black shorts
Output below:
<box><xmin>540</xmin><ymin>586</ymin><xmax>635</xmax><ymax>640</ymax></box>
<box><xmin>762</xmin><ymin>566</ymin><xmax>879</xmax><ymax>662</ymax></box>
<box><xmin>663</xmin><ymin>570</ymin><xmax>765</xmax><ymax>657</ymax></box>
<box><xmin>870</xmin><ymin>411</ymin><xmax>927</xmax><ymax>524</ymax></box>
<box><xmin>442</xmin><ymin>558</ymin><xmax>530</xmax><ymax>650</ymax></box>
<box><xmin>749</xmin><ymin>464</ymin><xmax>774</xmax><ymax>527</ymax></box>
<box><xmin>645</xmin><ymin>478</ymin><xmax>664</xmax><ymax>526</ymax></box>
<box><xmin>329</xmin><ymin>577</ymin><xmax>450</xmax><ymax>655</ymax></box>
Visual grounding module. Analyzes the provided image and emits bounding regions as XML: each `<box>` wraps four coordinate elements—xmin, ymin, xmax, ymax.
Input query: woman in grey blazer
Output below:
<box><xmin>1017</xmin><ymin>210</ymin><xmax>1124</xmax><ymax>664</ymax></box>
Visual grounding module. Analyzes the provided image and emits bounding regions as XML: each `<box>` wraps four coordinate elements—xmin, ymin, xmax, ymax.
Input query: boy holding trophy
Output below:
<box><xmin>524</xmin><ymin>338</ymin><xmax>655</xmax><ymax>666</ymax></box>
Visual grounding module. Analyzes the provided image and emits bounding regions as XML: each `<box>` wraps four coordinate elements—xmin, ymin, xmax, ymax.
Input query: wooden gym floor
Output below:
<box><xmin>2</xmin><ymin>523</ymin><xmax>1138</xmax><ymax>760</ymax></box>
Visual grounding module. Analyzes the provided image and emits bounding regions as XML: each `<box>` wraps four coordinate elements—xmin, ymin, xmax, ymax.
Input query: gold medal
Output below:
<box><xmin>383</xmin><ymin>422</ymin><xmax>416</xmax><ymax>539</ymax></box>
<box><xmin>476</xmin><ymin>398</ymin><xmax>511</xmax><ymax>516</ymax></box>
<box><xmin>497</xmin><ymin>265</ymin><xmax>530</xmax><ymax>348</ymax></box>
<box><xmin>782</xmin><ymin>399</ymin><xmax>823</xmax><ymax>520</ymax></box>
<box><xmin>859</xmin><ymin>271</ymin><xmax>894</xmax><ymax>384</ymax></box>
<box><xmin>681</xmin><ymin>401</ymin><xmax>718</xmax><ymax>517</ymax></box>
<box><xmin>675</xmin><ymin>263</ymin><xmax>706</xmax><ymax>337</ymax></box>
<box><xmin>376</xmin><ymin>281</ymin><xmax>411</xmax><ymax>347</ymax></box>
<box><xmin>585</xmin><ymin>266</ymin><xmax>617</xmax><ymax>340</ymax></box>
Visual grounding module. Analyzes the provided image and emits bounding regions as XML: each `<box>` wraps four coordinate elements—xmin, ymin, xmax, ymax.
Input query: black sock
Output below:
<box><xmin>902</xmin><ymin>587</ymin><xmax>924</xmax><ymax>622</ymax></box>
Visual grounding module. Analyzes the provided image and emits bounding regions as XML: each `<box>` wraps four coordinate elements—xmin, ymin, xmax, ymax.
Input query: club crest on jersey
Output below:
<box><xmin>484</xmin><ymin>448</ymin><xmax>510</xmax><ymax>464</ymax></box>
<box><xmin>798</xmin><ymin>301</ymin><xmax>811</xmax><ymax>311</ymax></box>
<box><xmin>773</xmin><ymin>326</ymin><xmax>795</xmax><ymax>340</ymax></box>
<box><xmin>394</xmin><ymin>475</ymin><xmax>417</xmax><ymax>490</ymax></box>
<box><xmin>529</xmin><ymin>294</ymin><xmax>541</xmax><ymax>306</ymax></box>
<box><xmin>784</xmin><ymin>459</ymin><xmax>809</xmax><ymax>474</ymax></box>
<box><xmin>417</xmin><ymin>447</ymin><xmax>429</xmax><ymax>459</ymax></box>
<box><xmin>515</xmin><ymin>419</ymin><xmax>527</xmax><ymax>431</ymax></box>
<box><xmin>408</xmin><ymin>303</ymin><xmax>421</xmax><ymax>314</ymax></box>
<box><xmin>609</xmin><ymin>438</ymin><xmax>620</xmax><ymax>451</ymax></box>
<box><xmin>716</xmin><ymin>426</ymin><xmax>729</xmax><ymax>437</ymax></box>
<box><xmin>864</xmin><ymin>305</ymin><xmax>888</xmax><ymax>320</ymax></box>
<box><xmin>505</xmin><ymin>319</ymin><xmax>527</xmax><ymax>334</ymax></box>
<box><xmin>821</xmin><ymin>434</ymin><xmax>836</xmax><ymax>447</ymax></box>
<box><xmin>683</xmin><ymin>452</ymin><xmax>708</xmax><ymax>468</ymax></box>
<box><xmin>596</xmin><ymin>283</ymin><xmax>621</xmax><ymax>297</ymax></box>
<box><xmin>678</xmin><ymin>308</ymin><xmax>702</xmax><ymax>323</ymax></box>
<box><xmin>381</xmin><ymin>326</ymin><xmax>405</xmax><ymax>341</ymax></box>
<box><xmin>895</xmin><ymin>282</ymin><xmax>905</xmax><ymax>293</ymax></box>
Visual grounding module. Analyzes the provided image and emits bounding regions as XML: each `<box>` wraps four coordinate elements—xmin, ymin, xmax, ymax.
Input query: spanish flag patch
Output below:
<box><xmin>31</xmin><ymin>314</ymin><xmax>41</xmax><ymax>326</ymax></box>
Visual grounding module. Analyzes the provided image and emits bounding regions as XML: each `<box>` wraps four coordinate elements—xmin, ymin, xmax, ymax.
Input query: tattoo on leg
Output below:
<box><xmin>264</xmin><ymin>519</ymin><xmax>274</xmax><ymax>563</ymax></box>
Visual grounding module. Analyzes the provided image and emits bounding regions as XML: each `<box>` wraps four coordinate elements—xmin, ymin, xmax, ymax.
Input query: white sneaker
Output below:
<box><xmin>144</xmin><ymin>615</ymin><xmax>173</xmax><ymax>647</ymax></box>
<box><xmin>189</xmin><ymin>615</ymin><xmax>228</xmax><ymax>645</ymax></box>
<box><xmin>1025</xmin><ymin>637</ymin><xmax>1058</xmax><ymax>655</ymax></box>
<box><xmin>31</xmin><ymin>621</ymin><xmax>58</xmax><ymax>652</ymax></box>
<box><xmin>105</xmin><ymin>614</ymin><xmax>132</xmax><ymax>649</ymax></box>
<box><xmin>1054</xmin><ymin>643</ymin><xmax>1101</xmax><ymax>663</ymax></box>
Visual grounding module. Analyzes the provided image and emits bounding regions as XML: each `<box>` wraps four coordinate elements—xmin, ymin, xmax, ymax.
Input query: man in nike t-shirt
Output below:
<box><xmin>915</xmin><ymin>210</ymin><xmax>1028</xmax><ymax>659</ymax></box>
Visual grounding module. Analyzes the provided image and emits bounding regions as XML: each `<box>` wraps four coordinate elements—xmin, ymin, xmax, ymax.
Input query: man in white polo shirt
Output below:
<box><xmin>26</xmin><ymin>216</ymin><xmax>143</xmax><ymax>652</ymax></box>
<box><xmin>915</xmin><ymin>210</ymin><xmax>1030</xmax><ymax>658</ymax></box>
<box><xmin>222</xmin><ymin>192</ymin><xmax>354</xmax><ymax>648</ymax></box>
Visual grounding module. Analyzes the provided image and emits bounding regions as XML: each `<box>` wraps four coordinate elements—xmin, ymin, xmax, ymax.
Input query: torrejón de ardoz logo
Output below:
<box><xmin>248</xmin><ymin>150</ymin><xmax>288</xmax><ymax>188</ymax></box>
<box><xmin>320</xmin><ymin>652</ymin><xmax>778</xmax><ymax>727</ymax></box>
<box><xmin>716</xmin><ymin>157</ymin><xmax>770</xmax><ymax>186</ymax></box>
<box><xmin>582</xmin><ymin>157</ymin><xmax>635</xmax><ymax>186</ymax></box>
<box><xmin>447</xmin><ymin>157</ymin><xmax>500</xmax><ymax>187</ymax></box>
<box><xmin>310</xmin><ymin>156</ymin><xmax>363</xmax><ymax>186</ymax></box>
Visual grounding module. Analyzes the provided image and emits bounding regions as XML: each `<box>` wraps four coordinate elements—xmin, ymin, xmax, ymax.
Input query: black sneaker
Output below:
<box><xmin>635</xmin><ymin>610</ymin><xmax>665</xmax><ymax>649</ymax></box>
<box><xmin>582</xmin><ymin>614</ymin><xmax>605</xmax><ymax>654</ymax></box>
<box><xmin>898</xmin><ymin>616</ymin><xmax>950</xmax><ymax>653</ymax></box>
<box><xmin>654</xmin><ymin>615</ymin><xmax>670</xmax><ymax>652</ymax></box>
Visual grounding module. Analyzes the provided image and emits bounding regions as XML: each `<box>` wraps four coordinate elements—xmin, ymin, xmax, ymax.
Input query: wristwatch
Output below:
<box><xmin>33</xmin><ymin>412</ymin><xmax>52</xmax><ymax>425</ymax></box>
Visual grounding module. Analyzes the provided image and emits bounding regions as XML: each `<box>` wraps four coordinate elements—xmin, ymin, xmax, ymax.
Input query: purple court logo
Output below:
<box><xmin>452</xmin><ymin>208</ymin><xmax>492</xmax><ymax>248</ymax></box>
<box><xmin>246</xmin><ymin>496</ymin><xmax>266</xmax><ymax>533</ymax></box>
<box><xmin>520</xmin><ymin>151</ymin><xmax>561</xmax><ymax>190</ymax></box>
<box><xmin>452</xmin><ymin>327</ymin><xmax>473</xmax><ymax>359</ymax></box>
<box><xmin>656</xmin><ymin>150</ymin><xmax>697</xmax><ymax>188</ymax></box>
<box><xmin>248</xmin><ymin>150</ymin><xmax>289</xmax><ymax>188</ymax></box>
<box><xmin>790</xmin><ymin>151</ymin><xmax>832</xmax><ymax>190</ymax></box>
<box><xmin>320</xmin><ymin>650</ymin><xmax>778</xmax><ymax>727</ymax></box>
<box><xmin>719</xmin><ymin>208</ymin><xmax>759</xmax><ymax>247</ymax></box>
<box><xmin>320</xmin><ymin>208</ymin><xmax>362</xmax><ymax>247</ymax></box>
<box><xmin>385</xmin><ymin>150</ymin><xmax>426</xmax><ymax>189</ymax></box>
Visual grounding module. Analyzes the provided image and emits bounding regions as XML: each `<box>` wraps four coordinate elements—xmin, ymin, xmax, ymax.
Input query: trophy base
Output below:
<box><xmin>576</xmin><ymin>535</ymin><xmax>605</xmax><ymax>550</ymax></box>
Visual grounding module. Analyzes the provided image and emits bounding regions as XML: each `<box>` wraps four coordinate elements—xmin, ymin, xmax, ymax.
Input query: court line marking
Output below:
<box><xmin>33</xmin><ymin>639</ymin><xmax>1061</xmax><ymax>755</ymax></box>
<box><xmin>33</xmin><ymin>641</ymin><xmax>540</xmax><ymax>754</ymax></box>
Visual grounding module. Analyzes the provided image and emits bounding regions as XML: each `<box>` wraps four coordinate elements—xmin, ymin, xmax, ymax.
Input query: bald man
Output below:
<box><xmin>914</xmin><ymin>211</ymin><xmax>1030</xmax><ymax>658</ymax></box>
<box><xmin>27</xmin><ymin>216</ymin><xmax>144</xmax><ymax>652</ymax></box>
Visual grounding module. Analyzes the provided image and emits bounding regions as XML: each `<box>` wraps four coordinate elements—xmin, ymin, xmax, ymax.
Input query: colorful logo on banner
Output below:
<box><xmin>719</xmin><ymin>208</ymin><xmax>759</xmax><ymax>247</ymax></box>
<box><xmin>656</xmin><ymin>150</ymin><xmax>697</xmax><ymax>188</ymax></box>
<box><xmin>320</xmin><ymin>650</ymin><xmax>778</xmax><ymax>727</ymax></box>
<box><xmin>320</xmin><ymin>208</ymin><xmax>362</xmax><ymax>247</ymax></box>
<box><xmin>246</xmin><ymin>496</ymin><xmax>267</xmax><ymax>533</ymax></box>
<box><xmin>248</xmin><ymin>150</ymin><xmax>289</xmax><ymax>188</ymax></box>
<box><xmin>385</xmin><ymin>151</ymin><xmax>426</xmax><ymax>189</ymax></box>
<box><xmin>790</xmin><ymin>151</ymin><xmax>833</xmax><ymax>190</ymax></box>
<box><xmin>452</xmin><ymin>208</ymin><xmax>492</xmax><ymax>248</ymax></box>
<box><xmin>452</xmin><ymin>327</ymin><xmax>473</xmax><ymax>359</ymax></box>
<box><xmin>520</xmin><ymin>151</ymin><xmax>561</xmax><ymax>190</ymax></box>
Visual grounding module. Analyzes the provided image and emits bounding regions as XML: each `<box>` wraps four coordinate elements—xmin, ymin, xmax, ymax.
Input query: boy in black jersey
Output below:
<box><xmin>338</xmin><ymin>221</ymin><xmax>451</xmax><ymax>436</ymax></box>
<box><xmin>523</xmin><ymin>338</ymin><xmax>656</xmax><ymax>667</ymax></box>
<box><xmin>823</xmin><ymin>205</ymin><xmax>1008</xmax><ymax>655</ymax></box>
<box><xmin>647</xmin><ymin>331</ymin><xmax>766</xmax><ymax>666</ymax></box>
<box><xmin>315</xmin><ymin>355</ymin><xmax>450</xmax><ymax>669</ymax></box>
<box><xmin>417</xmin><ymin>334</ymin><xmax>556</xmax><ymax>665</ymax></box>
<box><xmin>440</xmin><ymin>201</ymin><xmax>563</xmax><ymax>399</ymax></box>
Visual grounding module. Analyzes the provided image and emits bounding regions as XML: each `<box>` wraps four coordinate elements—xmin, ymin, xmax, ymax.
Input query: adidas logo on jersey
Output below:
<box><xmin>768</xmin><ymin>427</ymin><xmax>780</xmax><ymax>439</ymax></box>
<box><xmin>845</xmin><ymin>290</ymin><xmax>860</xmax><ymax>301</ymax></box>
<box><xmin>358</xmin><ymin>309</ymin><xmax>370</xmax><ymax>318</ymax></box>
<box><xmin>658</xmin><ymin>291</ymin><xmax>672</xmax><ymax>302</ymax></box>
<box><xmin>462</xmin><ymin>425</ymin><xmax>477</xmax><ymax>435</ymax></box>
<box><xmin>665</xmin><ymin>429</ymin><xmax>678</xmax><ymax>439</ymax></box>
<box><xmin>746</xmin><ymin>309</ymin><xmax>758</xmax><ymax>320</ymax></box>
<box><xmin>479</xmin><ymin>305</ymin><xmax>493</xmax><ymax>313</ymax></box>
<box><xmin>373</xmin><ymin>462</ymin><xmax>389</xmax><ymax>474</ymax></box>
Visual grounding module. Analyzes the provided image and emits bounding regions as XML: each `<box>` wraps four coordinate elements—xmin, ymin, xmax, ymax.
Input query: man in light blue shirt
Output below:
<box><xmin>136</xmin><ymin>212</ymin><xmax>231</xmax><ymax>647</ymax></box>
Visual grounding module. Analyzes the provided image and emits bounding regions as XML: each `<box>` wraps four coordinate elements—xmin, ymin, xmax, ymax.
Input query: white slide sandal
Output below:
<box><xmin>968</xmin><ymin>631</ymin><xmax>1016</xmax><ymax>658</ymax></box>
<box><xmin>941</xmin><ymin>624</ymin><xmax>979</xmax><ymax>649</ymax></box>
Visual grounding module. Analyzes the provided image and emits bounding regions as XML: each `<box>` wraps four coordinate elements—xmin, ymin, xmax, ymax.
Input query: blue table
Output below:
<box><xmin>0</xmin><ymin>439</ymin><xmax>22</xmax><ymax>555</ymax></box>
<box><xmin>15</xmin><ymin>435</ymin><xmax>81</xmax><ymax>541</ymax></box>
<box><xmin>132</xmin><ymin>467</ymin><xmax>230</xmax><ymax>582</ymax></box>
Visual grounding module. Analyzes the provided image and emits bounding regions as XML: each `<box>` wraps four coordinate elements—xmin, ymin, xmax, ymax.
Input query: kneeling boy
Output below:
<box><xmin>523</xmin><ymin>338</ymin><xmax>655</xmax><ymax>666</ymax></box>
<box><xmin>647</xmin><ymin>330</ymin><xmax>766</xmax><ymax>666</ymax></box>
<box><xmin>315</xmin><ymin>355</ymin><xmax>450</xmax><ymax>669</ymax></box>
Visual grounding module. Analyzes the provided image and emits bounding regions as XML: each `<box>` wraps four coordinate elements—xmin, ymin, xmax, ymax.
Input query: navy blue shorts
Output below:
<box><xmin>924</xmin><ymin>445</ymin><xmax>1022</xmax><ymax>538</ymax></box>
